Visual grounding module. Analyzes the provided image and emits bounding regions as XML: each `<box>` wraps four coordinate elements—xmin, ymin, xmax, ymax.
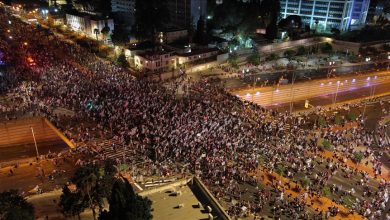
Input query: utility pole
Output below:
<box><xmin>289</xmin><ymin>71</ymin><xmax>297</xmax><ymax>114</ymax></box>
<box><xmin>31</xmin><ymin>126</ymin><xmax>39</xmax><ymax>159</ymax></box>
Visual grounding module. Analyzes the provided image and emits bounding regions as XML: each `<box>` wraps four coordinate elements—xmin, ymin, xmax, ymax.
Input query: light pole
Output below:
<box><xmin>387</xmin><ymin>55</ymin><xmax>390</xmax><ymax>70</ymax></box>
<box><xmin>289</xmin><ymin>71</ymin><xmax>297</xmax><ymax>114</ymax></box>
<box><xmin>333</xmin><ymin>81</ymin><xmax>343</xmax><ymax>105</ymax></box>
<box><xmin>30</xmin><ymin>126</ymin><xmax>40</xmax><ymax>159</ymax></box>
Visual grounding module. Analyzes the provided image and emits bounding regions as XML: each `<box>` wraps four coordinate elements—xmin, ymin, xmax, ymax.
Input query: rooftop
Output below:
<box><xmin>66</xmin><ymin>10</ymin><xmax>110</xmax><ymax>21</ymax></box>
<box><xmin>146</xmin><ymin>184</ymin><xmax>209</xmax><ymax>220</ymax></box>
<box><xmin>176</xmin><ymin>47</ymin><xmax>220</xmax><ymax>57</ymax></box>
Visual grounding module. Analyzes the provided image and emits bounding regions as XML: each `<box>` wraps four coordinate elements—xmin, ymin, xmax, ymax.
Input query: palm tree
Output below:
<box><xmin>93</xmin><ymin>28</ymin><xmax>100</xmax><ymax>40</ymax></box>
<box><xmin>101</xmin><ymin>22</ymin><xmax>111</xmax><ymax>43</ymax></box>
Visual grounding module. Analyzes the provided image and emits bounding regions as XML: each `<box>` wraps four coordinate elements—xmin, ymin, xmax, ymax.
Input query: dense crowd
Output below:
<box><xmin>0</xmin><ymin>9</ymin><xmax>389</xmax><ymax>220</ymax></box>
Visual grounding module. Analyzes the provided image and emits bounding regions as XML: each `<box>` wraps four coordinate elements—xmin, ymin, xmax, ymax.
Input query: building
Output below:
<box><xmin>111</xmin><ymin>0</ymin><xmax>135</xmax><ymax>30</ymax></box>
<box><xmin>176</xmin><ymin>47</ymin><xmax>220</xmax><ymax>66</ymax></box>
<box><xmin>167</xmin><ymin>0</ymin><xmax>207</xmax><ymax>28</ymax></box>
<box><xmin>47</xmin><ymin>0</ymin><xmax>67</xmax><ymax>7</ymax></box>
<box><xmin>280</xmin><ymin>0</ymin><xmax>370</xmax><ymax>32</ymax></box>
<box><xmin>157</xmin><ymin>28</ymin><xmax>188</xmax><ymax>44</ymax></box>
<box><xmin>134</xmin><ymin>49</ymin><xmax>176</xmax><ymax>73</ymax></box>
<box><xmin>66</xmin><ymin>12</ymin><xmax>114</xmax><ymax>41</ymax></box>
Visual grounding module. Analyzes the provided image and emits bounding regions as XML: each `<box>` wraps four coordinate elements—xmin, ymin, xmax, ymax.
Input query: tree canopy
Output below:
<box><xmin>133</xmin><ymin>0</ymin><xmax>170</xmax><ymax>41</ymax></box>
<box><xmin>210</xmin><ymin>0</ymin><xmax>280</xmax><ymax>38</ymax></box>
<box><xmin>99</xmin><ymin>178</ymin><xmax>152</xmax><ymax>220</ymax></box>
<box><xmin>0</xmin><ymin>190</ymin><xmax>35</xmax><ymax>220</ymax></box>
<box><xmin>59</xmin><ymin>160</ymin><xmax>117</xmax><ymax>220</ymax></box>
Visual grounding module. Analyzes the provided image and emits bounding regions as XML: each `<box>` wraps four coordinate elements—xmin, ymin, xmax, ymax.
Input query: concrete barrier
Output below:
<box><xmin>192</xmin><ymin>177</ymin><xmax>231</xmax><ymax>220</ymax></box>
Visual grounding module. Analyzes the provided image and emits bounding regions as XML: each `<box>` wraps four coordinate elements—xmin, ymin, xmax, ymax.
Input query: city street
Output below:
<box><xmin>234</xmin><ymin>70</ymin><xmax>390</xmax><ymax>107</ymax></box>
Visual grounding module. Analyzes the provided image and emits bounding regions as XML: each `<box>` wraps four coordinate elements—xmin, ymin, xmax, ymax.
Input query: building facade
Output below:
<box><xmin>111</xmin><ymin>0</ymin><xmax>136</xmax><ymax>31</ymax></box>
<box><xmin>280</xmin><ymin>0</ymin><xmax>370</xmax><ymax>32</ymax></box>
<box><xmin>134</xmin><ymin>50</ymin><xmax>176</xmax><ymax>73</ymax></box>
<box><xmin>66</xmin><ymin>12</ymin><xmax>114</xmax><ymax>41</ymax></box>
<box><xmin>167</xmin><ymin>0</ymin><xmax>207</xmax><ymax>28</ymax></box>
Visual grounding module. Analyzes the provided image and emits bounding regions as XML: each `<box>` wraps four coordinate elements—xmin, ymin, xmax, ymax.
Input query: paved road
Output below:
<box><xmin>234</xmin><ymin>71</ymin><xmax>390</xmax><ymax>107</ymax></box>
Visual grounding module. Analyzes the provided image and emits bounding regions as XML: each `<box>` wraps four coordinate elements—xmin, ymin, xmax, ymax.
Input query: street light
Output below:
<box><xmin>387</xmin><ymin>55</ymin><xmax>390</xmax><ymax>70</ymax></box>
<box><xmin>333</xmin><ymin>81</ymin><xmax>343</xmax><ymax>105</ymax></box>
<box><xmin>30</xmin><ymin>126</ymin><xmax>40</xmax><ymax>160</ymax></box>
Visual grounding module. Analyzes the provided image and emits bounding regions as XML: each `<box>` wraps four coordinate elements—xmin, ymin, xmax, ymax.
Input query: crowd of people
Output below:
<box><xmin>0</xmin><ymin>8</ymin><xmax>389</xmax><ymax>220</ymax></box>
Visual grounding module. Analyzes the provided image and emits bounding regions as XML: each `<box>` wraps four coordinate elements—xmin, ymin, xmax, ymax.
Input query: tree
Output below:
<box><xmin>228</xmin><ymin>54</ymin><xmax>239</xmax><ymax>69</ymax></box>
<box><xmin>297</xmin><ymin>46</ymin><xmax>306</xmax><ymax>56</ymax></box>
<box><xmin>261</xmin><ymin>0</ymin><xmax>280</xmax><ymax>40</ymax></box>
<box><xmin>0</xmin><ymin>190</ymin><xmax>35</xmax><ymax>220</ymax></box>
<box><xmin>195</xmin><ymin>16</ymin><xmax>206</xmax><ymax>44</ymax></box>
<box><xmin>133</xmin><ymin>0</ymin><xmax>170</xmax><ymax>41</ymax></box>
<box><xmin>59</xmin><ymin>186</ymin><xmax>86</xmax><ymax>220</ymax></box>
<box><xmin>247</xmin><ymin>51</ymin><xmax>260</xmax><ymax>65</ymax></box>
<box><xmin>331</xmin><ymin>28</ymin><xmax>340</xmax><ymax>38</ymax></box>
<box><xmin>62</xmin><ymin>161</ymin><xmax>116</xmax><ymax>220</ymax></box>
<box><xmin>284</xmin><ymin>49</ymin><xmax>296</xmax><ymax>60</ymax></box>
<box><xmin>353</xmin><ymin>152</ymin><xmax>364</xmax><ymax>163</ymax></box>
<box><xmin>101</xmin><ymin>24</ymin><xmax>111</xmax><ymax>42</ymax></box>
<box><xmin>117</xmin><ymin>53</ymin><xmax>129</xmax><ymax>68</ymax></box>
<box><xmin>94</xmin><ymin>28</ymin><xmax>100</xmax><ymax>41</ymax></box>
<box><xmin>111</xmin><ymin>16</ymin><xmax>129</xmax><ymax>46</ymax></box>
<box><xmin>99</xmin><ymin>178</ymin><xmax>152</xmax><ymax>220</ymax></box>
<box><xmin>321</xmin><ymin>42</ymin><xmax>333</xmax><ymax>54</ymax></box>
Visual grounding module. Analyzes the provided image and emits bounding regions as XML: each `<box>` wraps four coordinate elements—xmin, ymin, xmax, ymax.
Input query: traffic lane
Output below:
<box><xmin>236</xmin><ymin>73</ymin><xmax>390</xmax><ymax>105</ymax></box>
<box><xmin>267</xmin><ymin>82</ymin><xmax>390</xmax><ymax>112</ymax></box>
<box><xmin>240</xmin><ymin>62</ymin><xmax>382</xmax><ymax>87</ymax></box>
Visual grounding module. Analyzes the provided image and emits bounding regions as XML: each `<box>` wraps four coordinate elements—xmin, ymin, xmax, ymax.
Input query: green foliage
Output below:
<box><xmin>382</xmin><ymin>44</ymin><xmax>390</xmax><ymax>52</ymax></box>
<box><xmin>340</xmin><ymin>26</ymin><xmax>390</xmax><ymax>43</ymax></box>
<box><xmin>228</xmin><ymin>54</ymin><xmax>239</xmax><ymax>69</ymax></box>
<box><xmin>321</xmin><ymin>186</ymin><xmax>331</xmax><ymax>197</ymax></box>
<box><xmin>276</xmin><ymin>164</ymin><xmax>285</xmax><ymax>176</ymax></box>
<box><xmin>101</xmin><ymin>24</ymin><xmax>111</xmax><ymax>41</ymax></box>
<box><xmin>267</xmin><ymin>53</ymin><xmax>278</xmax><ymax>61</ymax></box>
<box><xmin>334</xmin><ymin>115</ymin><xmax>342</xmax><ymax>125</ymax></box>
<box><xmin>60</xmin><ymin>162</ymin><xmax>117</xmax><ymax>220</ymax></box>
<box><xmin>195</xmin><ymin>17</ymin><xmax>206</xmax><ymax>44</ymax></box>
<box><xmin>284</xmin><ymin>49</ymin><xmax>296</xmax><ymax>59</ymax></box>
<box><xmin>257</xmin><ymin>154</ymin><xmax>266</xmax><ymax>166</ymax></box>
<box><xmin>247</xmin><ymin>51</ymin><xmax>260</xmax><ymax>65</ymax></box>
<box><xmin>353</xmin><ymin>152</ymin><xmax>364</xmax><ymax>163</ymax></box>
<box><xmin>300</xmin><ymin>178</ymin><xmax>311</xmax><ymax>188</ymax></box>
<box><xmin>59</xmin><ymin>186</ymin><xmax>86</xmax><ymax>219</ymax></box>
<box><xmin>99</xmin><ymin>178</ymin><xmax>153</xmax><ymax>220</ymax></box>
<box><xmin>296</xmin><ymin>46</ymin><xmax>306</xmax><ymax>56</ymax></box>
<box><xmin>117</xmin><ymin>53</ymin><xmax>129</xmax><ymax>68</ymax></box>
<box><xmin>321</xmin><ymin>43</ymin><xmax>333</xmax><ymax>54</ymax></box>
<box><xmin>133</xmin><ymin>0</ymin><xmax>169</xmax><ymax>41</ymax></box>
<box><xmin>347</xmin><ymin>112</ymin><xmax>358</xmax><ymax>121</ymax></box>
<box><xmin>318</xmin><ymin>116</ymin><xmax>327</xmax><ymax>127</ymax></box>
<box><xmin>0</xmin><ymin>190</ymin><xmax>35</xmax><ymax>220</ymax></box>
<box><xmin>343</xmin><ymin>195</ymin><xmax>355</xmax><ymax>209</ymax></box>
<box><xmin>322</xmin><ymin>140</ymin><xmax>333</xmax><ymax>151</ymax></box>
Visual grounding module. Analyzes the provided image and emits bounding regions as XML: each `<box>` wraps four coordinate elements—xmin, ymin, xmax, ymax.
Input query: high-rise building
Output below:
<box><xmin>111</xmin><ymin>0</ymin><xmax>136</xmax><ymax>30</ymax></box>
<box><xmin>167</xmin><ymin>0</ymin><xmax>207</xmax><ymax>28</ymax></box>
<box><xmin>111</xmin><ymin>0</ymin><xmax>135</xmax><ymax>14</ymax></box>
<box><xmin>280</xmin><ymin>0</ymin><xmax>370</xmax><ymax>32</ymax></box>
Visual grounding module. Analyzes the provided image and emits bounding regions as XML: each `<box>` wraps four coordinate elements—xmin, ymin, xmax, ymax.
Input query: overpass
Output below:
<box><xmin>0</xmin><ymin>117</ymin><xmax>74</xmax><ymax>163</ymax></box>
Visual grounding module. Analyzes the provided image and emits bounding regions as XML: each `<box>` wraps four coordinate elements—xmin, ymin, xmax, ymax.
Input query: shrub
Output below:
<box><xmin>321</xmin><ymin>186</ymin><xmax>331</xmax><ymax>197</ymax></box>
<box><xmin>353</xmin><ymin>152</ymin><xmax>364</xmax><ymax>163</ymax></box>
<box><xmin>318</xmin><ymin>116</ymin><xmax>327</xmax><ymax>127</ymax></box>
<box><xmin>322</xmin><ymin>140</ymin><xmax>333</xmax><ymax>151</ymax></box>
<box><xmin>276</xmin><ymin>164</ymin><xmax>285</xmax><ymax>176</ymax></box>
<box><xmin>347</xmin><ymin>112</ymin><xmax>357</xmax><ymax>121</ymax></box>
<box><xmin>300</xmin><ymin>178</ymin><xmax>311</xmax><ymax>188</ymax></box>
<box><xmin>343</xmin><ymin>195</ymin><xmax>355</xmax><ymax>209</ymax></box>
<box><xmin>334</xmin><ymin>115</ymin><xmax>342</xmax><ymax>125</ymax></box>
<box><xmin>321</xmin><ymin>42</ymin><xmax>333</xmax><ymax>54</ymax></box>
